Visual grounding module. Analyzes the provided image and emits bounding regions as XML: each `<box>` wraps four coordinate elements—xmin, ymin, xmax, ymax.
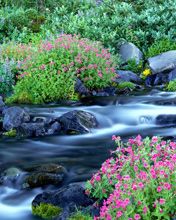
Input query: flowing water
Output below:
<box><xmin>1</xmin><ymin>90</ymin><xmax>176</xmax><ymax>220</ymax></box>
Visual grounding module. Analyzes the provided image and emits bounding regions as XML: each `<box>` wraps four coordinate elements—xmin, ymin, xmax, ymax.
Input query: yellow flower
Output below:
<box><xmin>142</xmin><ymin>68</ymin><xmax>151</xmax><ymax>77</ymax></box>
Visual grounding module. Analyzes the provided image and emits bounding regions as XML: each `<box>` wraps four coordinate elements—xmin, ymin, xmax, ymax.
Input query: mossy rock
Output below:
<box><xmin>69</xmin><ymin>211</ymin><xmax>93</xmax><ymax>220</ymax></box>
<box><xmin>117</xmin><ymin>82</ymin><xmax>136</xmax><ymax>90</ymax></box>
<box><xmin>32</xmin><ymin>203</ymin><xmax>62</xmax><ymax>219</ymax></box>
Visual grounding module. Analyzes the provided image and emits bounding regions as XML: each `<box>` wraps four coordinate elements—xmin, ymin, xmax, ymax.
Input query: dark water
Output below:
<box><xmin>1</xmin><ymin>91</ymin><xmax>176</xmax><ymax>220</ymax></box>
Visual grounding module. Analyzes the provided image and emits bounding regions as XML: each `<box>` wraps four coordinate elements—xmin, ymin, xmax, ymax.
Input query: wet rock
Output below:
<box><xmin>156</xmin><ymin>115</ymin><xmax>176</xmax><ymax>125</ymax></box>
<box><xmin>148</xmin><ymin>50</ymin><xmax>176</xmax><ymax>74</ymax></box>
<box><xmin>20</xmin><ymin>122</ymin><xmax>46</xmax><ymax>137</ymax></box>
<box><xmin>0</xmin><ymin>167</ymin><xmax>26</xmax><ymax>188</ymax></box>
<box><xmin>59</xmin><ymin>110</ymin><xmax>98</xmax><ymax>134</ymax></box>
<box><xmin>46</xmin><ymin>122</ymin><xmax>61</xmax><ymax>135</ymax></box>
<box><xmin>145</xmin><ymin>74</ymin><xmax>156</xmax><ymax>87</ymax></box>
<box><xmin>119</xmin><ymin>42</ymin><xmax>143</xmax><ymax>64</ymax></box>
<box><xmin>75</xmin><ymin>78</ymin><xmax>89</xmax><ymax>96</ymax></box>
<box><xmin>116</xmin><ymin>70</ymin><xmax>141</xmax><ymax>84</ymax></box>
<box><xmin>3</xmin><ymin>107</ymin><xmax>30</xmax><ymax>131</ymax></box>
<box><xmin>32</xmin><ymin>183</ymin><xmax>94</xmax><ymax>219</ymax></box>
<box><xmin>25</xmin><ymin>164</ymin><xmax>66</xmax><ymax>188</ymax></box>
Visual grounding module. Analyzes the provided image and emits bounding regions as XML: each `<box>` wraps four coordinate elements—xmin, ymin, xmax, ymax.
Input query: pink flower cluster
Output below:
<box><xmin>86</xmin><ymin>135</ymin><xmax>176</xmax><ymax>220</ymax></box>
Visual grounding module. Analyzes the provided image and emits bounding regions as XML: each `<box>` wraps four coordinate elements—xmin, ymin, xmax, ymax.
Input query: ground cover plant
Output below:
<box><xmin>86</xmin><ymin>135</ymin><xmax>176</xmax><ymax>220</ymax></box>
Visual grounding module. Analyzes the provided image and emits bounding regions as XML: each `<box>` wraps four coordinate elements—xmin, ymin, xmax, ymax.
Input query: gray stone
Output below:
<box><xmin>75</xmin><ymin>78</ymin><xmax>89</xmax><ymax>96</ymax></box>
<box><xmin>148</xmin><ymin>50</ymin><xmax>176</xmax><ymax>74</ymax></box>
<box><xmin>47</xmin><ymin>121</ymin><xmax>61</xmax><ymax>135</ymax></box>
<box><xmin>59</xmin><ymin>110</ymin><xmax>98</xmax><ymax>134</ymax></box>
<box><xmin>119</xmin><ymin>42</ymin><xmax>143</xmax><ymax>64</ymax></box>
<box><xmin>116</xmin><ymin>70</ymin><xmax>141</xmax><ymax>83</ymax></box>
<box><xmin>3</xmin><ymin>107</ymin><xmax>30</xmax><ymax>131</ymax></box>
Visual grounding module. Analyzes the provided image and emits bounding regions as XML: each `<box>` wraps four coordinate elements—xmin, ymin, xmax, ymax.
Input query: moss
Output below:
<box><xmin>117</xmin><ymin>82</ymin><xmax>135</xmax><ymax>90</ymax></box>
<box><xmin>32</xmin><ymin>203</ymin><xmax>62</xmax><ymax>219</ymax></box>
<box><xmin>69</xmin><ymin>211</ymin><xmax>93</xmax><ymax>220</ymax></box>
<box><xmin>167</xmin><ymin>80</ymin><xmax>176</xmax><ymax>92</ymax></box>
<box><xmin>3</xmin><ymin>129</ymin><xmax>17</xmax><ymax>137</ymax></box>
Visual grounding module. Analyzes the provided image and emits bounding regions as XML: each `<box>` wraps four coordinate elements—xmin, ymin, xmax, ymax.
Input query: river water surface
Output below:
<box><xmin>1</xmin><ymin>91</ymin><xmax>176</xmax><ymax>220</ymax></box>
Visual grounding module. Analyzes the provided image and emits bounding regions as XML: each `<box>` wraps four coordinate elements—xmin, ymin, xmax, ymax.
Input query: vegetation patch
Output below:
<box><xmin>32</xmin><ymin>203</ymin><xmax>62</xmax><ymax>219</ymax></box>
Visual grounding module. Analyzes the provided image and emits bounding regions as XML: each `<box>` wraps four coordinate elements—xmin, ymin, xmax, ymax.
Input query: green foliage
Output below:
<box><xmin>167</xmin><ymin>80</ymin><xmax>176</xmax><ymax>92</ymax></box>
<box><xmin>146</xmin><ymin>39</ymin><xmax>176</xmax><ymax>58</ymax></box>
<box><xmin>43</xmin><ymin>0</ymin><xmax>176</xmax><ymax>54</ymax></box>
<box><xmin>3</xmin><ymin>129</ymin><xmax>17</xmax><ymax>137</ymax></box>
<box><xmin>32</xmin><ymin>203</ymin><xmax>62</xmax><ymax>219</ymax></box>
<box><xmin>0</xmin><ymin>7</ymin><xmax>45</xmax><ymax>42</ymax></box>
<box><xmin>6</xmin><ymin>35</ymin><xmax>117</xmax><ymax>104</ymax></box>
<box><xmin>122</xmin><ymin>59</ymin><xmax>143</xmax><ymax>73</ymax></box>
<box><xmin>117</xmin><ymin>82</ymin><xmax>135</xmax><ymax>90</ymax></box>
<box><xmin>0</xmin><ymin>59</ymin><xmax>16</xmax><ymax>95</ymax></box>
<box><xmin>69</xmin><ymin>211</ymin><xmax>93</xmax><ymax>220</ymax></box>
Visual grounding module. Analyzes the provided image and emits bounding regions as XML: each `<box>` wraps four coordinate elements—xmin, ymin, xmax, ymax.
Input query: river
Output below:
<box><xmin>0</xmin><ymin>90</ymin><xmax>176</xmax><ymax>220</ymax></box>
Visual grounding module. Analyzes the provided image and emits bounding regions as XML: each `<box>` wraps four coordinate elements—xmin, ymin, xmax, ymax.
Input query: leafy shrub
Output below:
<box><xmin>167</xmin><ymin>80</ymin><xmax>176</xmax><ymax>92</ymax></box>
<box><xmin>43</xmin><ymin>0</ymin><xmax>176</xmax><ymax>54</ymax></box>
<box><xmin>146</xmin><ymin>39</ymin><xmax>176</xmax><ymax>58</ymax></box>
<box><xmin>0</xmin><ymin>59</ymin><xmax>16</xmax><ymax>95</ymax></box>
<box><xmin>7</xmin><ymin>34</ymin><xmax>117</xmax><ymax>104</ymax></box>
<box><xmin>122</xmin><ymin>59</ymin><xmax>143</xmax><ymax>73</ymax></box>
<box><xmin>0</xmin><ymin>7</ymin><xmax>45</xmax><ymax>42</ymax></box>
<box><xmin>32</xmin><ymin>203</ymin><xmax>62</xmax><ymax>219</ymax></box>
<box><xmin>69</xmin><ymin>211</ymin><xmax>93</xmax><ymax>220</ymax></box>
<box><xmin>117</xmin><ymin>82</ymin><xmax>135</xmax><ymax>90</ymax></box>
<box><xmin>86</xmin><ymin>135</ymin><xmax>176</xmax><ymax>220</ymax></box>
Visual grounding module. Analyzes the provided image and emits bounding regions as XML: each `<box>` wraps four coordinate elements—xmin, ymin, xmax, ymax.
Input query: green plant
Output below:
<box><xmin>122</xmin><ymin>59</ymin><xmax>143</xmax><ymax>73</ymax></box>
<box><xmin>146</xmin><ymin>39</ymin><xmax>176</xmax><ymax>58</ymax></box>
<box><xmin>3</xmin><ymin>129</ymin><xmax>17</xmax><ymax>137</ymax></box>
<box><xmin>7</xmin><ymin>34</ymin><xmax>117</xmax><ymax>104</ymax></box>
<box><xmin>117</xmin><ymin>82</ymin><xmax>135</xmax><ymax>90</ymax></box>
<box><xmin>0</xmin><ymin>59</ymin><xmax>16</xmax><ymax>95</ymax></box>
<box><xmin>86</xmin><ymin>135</ymin><xmax>176</xmax><ymax>220</ymax></box>
<box><xmin>32</xmin><ymin>203</ymin><xmax>62</xmax><ymax>219</ymax></box>
<box><xmin>167</xmin><ymin>80</ymin><xmax>176</xmax><ymax>92</ymax></box>
<box><xmin>69</xmin><ymin>211</ymin><xmax>93</xmax><ymax>220</ymax></box>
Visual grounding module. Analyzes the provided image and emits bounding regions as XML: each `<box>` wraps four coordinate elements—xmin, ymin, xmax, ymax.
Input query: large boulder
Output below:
<box><xmin>32</xmin><ymin>183</ymin><xmax>94</xmax><ymax>219</ymax></box>
<box><xmin>119</xmin><ymin>42</ymin><xmax>143</xmax><ymax>64</ymax></box>
<box><xmin>58</xmin><ymin>110</ymin><xmax>98</xmax><ymax>134</ymax></box>
<box><xmin>24</xmin><ymin>163</ymin><xmax>67</xmax><ymax>188</ymax></box>
<box><xmin>3</xmin><ymin>107</ymin><xmax>30</xmax><ymax>131</ymax></box>
<box><xmin>148</xmin><ymin>50</ymin><xmax>176</xmax><ymax>74</ymax></box>
<box><xmin>116</xmin><ymin>70</ymin><xmax>141</xmax><ymax>84</ymax></box>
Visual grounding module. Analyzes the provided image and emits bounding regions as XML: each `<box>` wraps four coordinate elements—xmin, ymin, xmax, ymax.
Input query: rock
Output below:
<box><xmin>3</xmin><ymin>107</ymin><xmax>30</xmax><ymax>131</ymax></box>
<box><xmin>168</xmin><ymin>68</ymin><xmax>176</xmax><ymax>82</ymax></box>
<box><xmin>153</xmin><ymin>72</ymin><xmax>169</xmax><ymax>86</ymax></box>
<box><xmin>148</xmin><ymin>50</ymin><xmax>176</xmax><ymax>74</ymax></box>
<box><xmin>25</xmin><ymin>163</ymin><xmax>66</xmax><ymax>188</ymax></box>
<box><xmin>20</xmin><ymin>122</ymin><xmax>46</xmax><ymax>137</ymax></box>
<box><xmin>0</xmin><ymin>167</ymin><xmax>26</xmax><ymax>188</ymax></box>
<box><xmin>119</xmin><ymin>42</ymin><xmax>143</xmax><ymax>64</ymax></box>
<box><xmin>46</xmin><ymin>122</ymin><xmax>61</xmax><ymax>135</ymax></box>
<box><xmin>59</xmin><ymin>110</ymin><xmax>98</xmax><ymax>134</ymax></box>
<box><xmin>32</xmin><ymin>183</ymin><xmax>94</xmax><ymax>219</ymax></box>
<box><xmin>156</xmin><ymin>115</ymin><xmax>176</xmax><ymax>125</ymax></box>
<box><xmin>75</xmin><ymin>78</ymin><xmax>89</xmax><ymax>96</ymax></box>
<box><xmin>145</xmin><ymin>74</ymin><xmax>156</xmax><ymax>87</ymax></box>
<box><xmin>116</xmin><ymin>70</ymin><xmax>141</xmax><ymax>84</ymax></box>
<box><xmin>25</xmin><ymin>173</ymin><xmax>64</xmax><ymax>188</ymax></box>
